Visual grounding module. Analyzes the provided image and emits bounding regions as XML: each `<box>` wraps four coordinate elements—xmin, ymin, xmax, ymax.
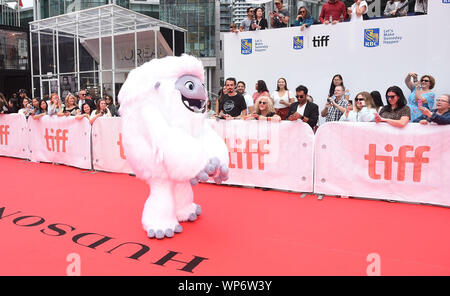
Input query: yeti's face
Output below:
<box><xmin>175</xmin><ymin>75</ymin><xmax>207</xmax><ymax>114</ymax></box>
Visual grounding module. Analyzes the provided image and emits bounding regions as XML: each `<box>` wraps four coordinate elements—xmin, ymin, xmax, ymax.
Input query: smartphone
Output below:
<box><xmin>348</xmin><ymin>100</ymin><xmax>353</xmax><ymax>105</ymax></box>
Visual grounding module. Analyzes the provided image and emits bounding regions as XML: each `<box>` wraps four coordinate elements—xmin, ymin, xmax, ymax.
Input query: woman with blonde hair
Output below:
<box><xmin>58</xmin><ymin>93</ymin><xmax>79</xmax><ymax>116</ymax></box>
<box><xmin>340</xmin><ymin>91</ymin><xmax>377</xmax><ymax>122</ymax></box>
<box><xmin>245</xmin><ymin>96</ymin><xmax>281</xmax><ymax>122</ymax></box>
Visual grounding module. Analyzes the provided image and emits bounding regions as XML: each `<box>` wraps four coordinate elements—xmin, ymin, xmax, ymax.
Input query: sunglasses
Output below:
<box><xmin>355</xmin><ymin>98</ymin><xmax>365</xmax><ymax>102</ymax></box>
<box><xmin>421</xmin><ymin>79</ymin><xmax>430</xmax><ymax>82</ymax></box>
<box><xmin>300</xmin><ymin>10</ymin><xmax>306</xmax><ymax>14</ymax></box>
<box><xmin>437</xmin><ymin>99</ymin><xmax>449</xmax><ymax>103</ymax></box>
<box><xmin>386</xmin><ymin>95</ymin><xmax>397</xmax><ymax>100</ymax></box>
<box><xmin>259</xmin><ymin>101</ymin><xmax>267</xmax><ymax>105</ymax></box>
<box><xmin>296</xmin><ymin>95</ymin><xmax>304</xmax><ymax>99</ymax></box>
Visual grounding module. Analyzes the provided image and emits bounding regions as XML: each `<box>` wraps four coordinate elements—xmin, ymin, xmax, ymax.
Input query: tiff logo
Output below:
<box><xmin>312</xmin><ymin>35</ymin><xmax>330</xmax><ymax>47</ymax></box>
<box><xmin>0</xmin><ymin>125</ymin><xmax>10</xmax><ymax>145</ymax></box>
<box><xmin>44</xmin><ymin>128</ymin><xmax>69</xmax><ymax>153</ymax></box>
<box><xmin>117</xmin><ymin>133</ymin><xmax>126</xmax><ymax>160</ymax></box>
<box><xmin>364</xmin><ymin>144</ymin><xmax>430</xmax><ymax>182</ymax></box>
<box><xmin>225</xmin><ymin>138</ymin><xmax>270</xmax><ymax>170</ymax></box>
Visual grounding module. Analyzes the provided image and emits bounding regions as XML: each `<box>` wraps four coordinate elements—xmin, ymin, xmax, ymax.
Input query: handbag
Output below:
<box><xmin>276</xmin><ymin>107</ymin><xmax>290</xmax><ymax>120</ymax></box>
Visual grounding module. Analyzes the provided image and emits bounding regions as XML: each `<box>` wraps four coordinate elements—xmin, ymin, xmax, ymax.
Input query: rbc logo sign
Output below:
<box><xmin>364</xmin><ymin>28</ymin><xmax>379</xmax><ymax>47</ymax></box>
<box><xmin>241</xmin><ymin>39</ymin><xmax>252</xmax><ymax>55</ymax></box>
<box><xmin>293</xmin><ymin>36</ymin><xmax>304</xmax><ymax>50</ymax></box>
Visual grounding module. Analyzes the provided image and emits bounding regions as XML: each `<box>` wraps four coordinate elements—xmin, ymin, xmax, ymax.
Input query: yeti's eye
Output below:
<box><xmin>185</xmin><ymin>81</ymin><xmax>195</xmax><ymax>91</ymax></box>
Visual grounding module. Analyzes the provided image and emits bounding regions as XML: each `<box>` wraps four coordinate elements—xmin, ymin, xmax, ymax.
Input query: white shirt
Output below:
<box><xmin>339</xmin><ymin>107</ymin><xmax>377</xmax><ymax>122</ymax></box>
<box><xmin>296</xmin><ymin>103</ymin><xmax>306</xmax><ymax>116</ymax></box>
<box><xmin>90</xmin><ymin>109</ymin><xmax>112</xmax><ymax>119</ymax></box>
<box><xmin>350</xmin><ymin>1</ymin><xmax>368</xmax><ymax>22</ymax></box>
<box><xmin>272</xmin><ymin>90</ymin><xmax>294</xmax><ymax>109</ymax></box>
<box><xmin>243</xmin><ymin>93</ymin><xmax>254</xmax><ymax>114</ymax></box>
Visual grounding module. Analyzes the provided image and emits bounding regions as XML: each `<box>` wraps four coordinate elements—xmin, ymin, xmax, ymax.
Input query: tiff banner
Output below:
<box><xmin>0</xmin><ymin>113</ymin><xmax>29</xmax><ymax>159</ymax></box>
<box><xmin>28</xmin><ymin>116</ymin><xmax>92</xmax><ymax>170</ymax></box>
<box><xmin>314</xmin><ymin>122</ymin><xmax>450</xmax><ymax>206</ymax></box>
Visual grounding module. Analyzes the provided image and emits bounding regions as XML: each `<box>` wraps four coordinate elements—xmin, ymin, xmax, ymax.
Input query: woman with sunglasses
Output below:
<box><xmin>294</xmin><ymin>6</ymin><xmax>314</xmax><ymax>31</ymax></box>
<box><xmin>340</xmin><ymin>92</ymin><xmax>377</xmax><ymax>122</ymax></box>
<box><xmin>244</xmin><ymin>96</ymin><xmax>281</xmax><ymax>122</ymax></box>
<box><xmin>405</xmin><ymin>72</ymin><xmax>436</xmax><ymax>122</ymax></box>
<box><xmin>375</xmin><ymin>86</ymin><xmax>410</xmax><ymax>128</ymax></box>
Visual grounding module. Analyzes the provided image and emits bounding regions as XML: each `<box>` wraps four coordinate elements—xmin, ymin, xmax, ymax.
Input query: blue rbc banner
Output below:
<box><xmin>364</xmin><ymin>28</ymin><xmax>379</xmax><ymax>47</ymax></box>
<box><xmin>293</xmin><ymin>36</ymin><xmax>304</xmax><ymax>50</ymax></box>
<box><xmin>241</xmin><ymin>39</ymin><xmax>252</xmax><ymax>55</ymax></box>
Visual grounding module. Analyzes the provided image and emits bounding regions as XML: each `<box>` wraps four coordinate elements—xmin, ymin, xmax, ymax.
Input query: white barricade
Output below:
<box><xmin>28</xmin><ymin>116</ymin><xmax>92</xmax><ymax>170</ymax></box>
<box><xmin>91</xmin><ymin>117</ymin><xmax>134</xmax><ymax>174</ymax></box>
<box><xmin>314</xmin><ymin>122</ymin><xmax>450</xmax><ymax>207</ymax></box>
<box><xmin>4</xmin><ymin>113</ymin><xmax>449</xmax><ymax>207</ymax></box>
<box><xmin>0</xmin><ymin>114</ymin><xmax>29</xmax><ymax>159</ymax></box>
<box><xmin>208</xmin><ymin>119</ymin><xmax>315</xmax><ymax>192</ymax></box>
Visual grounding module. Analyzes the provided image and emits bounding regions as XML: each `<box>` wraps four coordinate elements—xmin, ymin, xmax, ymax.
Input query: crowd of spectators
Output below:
<box><xmin>211</xmin><ymin>72</ymin><xmax>449</xmax><ymax>129</ymax></box>
<box><xmin>0</xmin><ymin>88</ymin><xmax>121</xmax><ymax>125</ymax></box>
<box><xmin>232</xmin><ymin>0</ymin><xmax>428</xmax><ymax>33</ymax></box>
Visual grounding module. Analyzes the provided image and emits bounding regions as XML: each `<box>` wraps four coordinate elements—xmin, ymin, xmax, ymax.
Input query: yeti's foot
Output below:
<box><xmin>143</xmin><ymin>220</ymin><xmax>183</xmax><ymax>239</ymax></box>
<box><xmin>190</xmin><ymin>158</ymin><xmax>229</xmax><ymax>185</ymax></box>
<box><xmin>177</xmin><ymin>203</ymin><xmax>202</xmax><ymax>222</ymax></box>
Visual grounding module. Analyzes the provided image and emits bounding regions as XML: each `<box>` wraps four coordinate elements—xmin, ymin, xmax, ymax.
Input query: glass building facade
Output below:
<box><xmin>159</xmin><ymin>0</ymin><xmax>215</xmax><ymax>57</ymax></box>
<box><xmin>39</xmin><ymin>0</ymin><xmax>130</xmax><ymax>18</ymax></box>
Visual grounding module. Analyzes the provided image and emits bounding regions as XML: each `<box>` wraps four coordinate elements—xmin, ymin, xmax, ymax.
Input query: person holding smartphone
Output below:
<box><xmin>340</xmin><ymin>92</ymin><xmax>377</xmax><ymax>122</ymax></box>
<box><xmin>405</xmin><ymin>72</ymin><xmax>436</xmax><ymax>122</ymax></box>
<box><xmin>287</xmin><ymin>85</ymin><xmax>319</xmax><ymax>129</ymax></box>
<box><xmin>321</xmin><ymin>85</ymin><xmax>348</xmax><ymax>122</ymax></box>
<box><xmin>90</xmin><ymin>98</ymin><xmax>112</xmax><ymax>124</ymax></box>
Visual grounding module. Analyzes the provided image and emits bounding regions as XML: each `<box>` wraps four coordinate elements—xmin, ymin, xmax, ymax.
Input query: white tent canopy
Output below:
<box><xmin>29</xmin><ymin>4</ymin><xmax>186</xmax><ymax>102</ymax></box>
<box><xmin>29</xmin><ymin>3</ymin><xmax>186</xmax><ymax>39</ymax></box>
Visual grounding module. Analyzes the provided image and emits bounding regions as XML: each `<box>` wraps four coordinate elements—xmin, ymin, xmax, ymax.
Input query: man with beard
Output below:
<box><xmin>218</xmin><ymin>78</ymin><xmax>247</xmax><ymax>120</ymax></box>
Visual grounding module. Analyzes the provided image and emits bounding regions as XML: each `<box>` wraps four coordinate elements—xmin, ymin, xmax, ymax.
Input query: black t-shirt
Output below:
<box><xmin>219</xmin><ymin>93</ymin><xmax>247</xmax><ymax>117</ymax></box>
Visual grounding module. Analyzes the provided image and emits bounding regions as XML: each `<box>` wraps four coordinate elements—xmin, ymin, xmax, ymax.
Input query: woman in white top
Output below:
<box><xmin>90</xmin><ymin>98</ymin><xmax>112</xmax><ymax>125</ymax></box>
<box><xmin>347</xmin><ymin>0</ymin><xmax>368</xmax><ymax>22</ymax></box>
<box><xmin>18</xmin><ymin>98</ymin><xmax>33</xmax><ymax>118</ymax></box>
<box><xmin>271</xmin><ymin>78</ymin><xmax>294</xmax><ymax>120</ymax></box>
<box><xmin>340</xmin><ymin>92</ymin><xmax>377</xmax><ymax>122</ymax></box>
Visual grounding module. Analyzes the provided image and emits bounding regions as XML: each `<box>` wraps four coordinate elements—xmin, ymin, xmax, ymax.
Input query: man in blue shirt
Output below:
<box><xmin>416</xmin><ymin>94</ymin><xmax>450</xmax><ymax>125</ymax></box>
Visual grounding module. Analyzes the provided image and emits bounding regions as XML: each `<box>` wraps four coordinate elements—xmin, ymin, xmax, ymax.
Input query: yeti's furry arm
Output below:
<box><xmin>132</xmin><ymin>102</ymin><xmax>210</xmax><ymax>181</ymax></box>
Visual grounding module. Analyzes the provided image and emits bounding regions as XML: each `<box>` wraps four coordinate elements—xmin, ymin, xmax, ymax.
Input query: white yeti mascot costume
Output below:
<box><xmin>118</xmin><ymin>54</ymin><xmax>229</xmax><ymax>239</ymax></box>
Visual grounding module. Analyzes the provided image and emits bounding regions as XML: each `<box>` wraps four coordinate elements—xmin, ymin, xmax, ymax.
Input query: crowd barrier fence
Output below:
<box><xmin>0</xmin><ymin>114</ymin><xmax>448</xmax><ymax>207</ymax></box>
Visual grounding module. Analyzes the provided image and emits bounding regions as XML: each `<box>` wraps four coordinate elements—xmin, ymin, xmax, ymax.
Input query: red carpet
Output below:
<box><xmin>0</xmin><ymin>156</ymin><xmax>449</xmax><ymax>276</ymax></box>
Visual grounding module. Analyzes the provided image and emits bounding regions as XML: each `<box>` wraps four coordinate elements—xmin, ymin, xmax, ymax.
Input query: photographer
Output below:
<box><xmin>321</xmin><ymin>85</ymin><xmax>348</xmax><ymax>122</ymax></box>
<box><xmin>384</xmin><ymin>0</ymin><xmax>409</xmax><ymax>17</ymax></box>
<box><xmin>90</xmin><ymin>98</ymin><xmax>112</xmax><ymax>124</ymax></box>
<box><xmin>270</xmin><ymin>0</ymin><xmax>289</xmax><ymax>28</ymax></box>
